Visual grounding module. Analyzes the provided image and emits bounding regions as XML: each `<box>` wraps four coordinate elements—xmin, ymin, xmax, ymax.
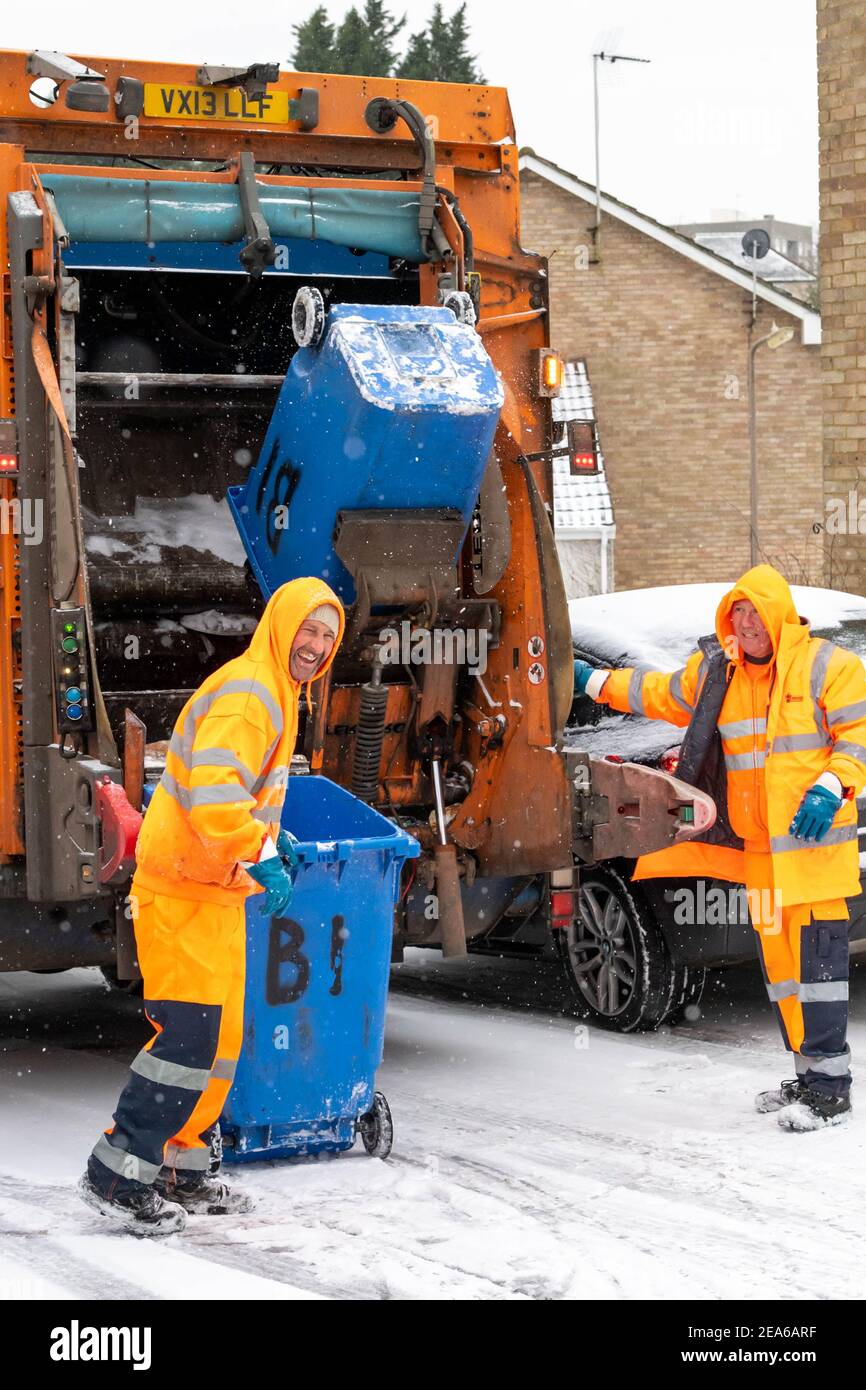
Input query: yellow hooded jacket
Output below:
<box><xmin>597</xmin><ymin>565</ymin><xmax>866</xmax><ymax>906</ymax></box>
<box><xmin>133</xmin><ymin>577</ymin><xmax>344</xmax><ymax>906</ymax></box>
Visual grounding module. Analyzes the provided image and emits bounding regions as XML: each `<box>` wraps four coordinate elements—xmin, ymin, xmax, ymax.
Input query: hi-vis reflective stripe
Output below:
<box><xmin>159</xmin><ymin>773</ymin><xmax>254</xmax><ymax>812</ymax></box>
<box><xmin>92</xmin><ymin>1134</ymin><xmax>162</xmax><ymax>1183</ymax></box>
<box><xmin>627</xmin><ymin>666</ymin><xmax>653</xmax><ymax>715</ymax></box>
<box><xmin>719</xmin><ymin>717</ymin><xmax>767</xmax><ymax>738</ymax></box>
<box><xmin>724</xmin><ymin>750</ymin><xmax>766</xmax><ymax>770</ymax></box>
<box><xmin>795</xmin><ymin>1049</ymin><xmax>851</xmax><ymax>1076</ymax></box>
<box><xmin>766</xmin><ymin>978</ymin><xmax>849</xmax><ymax>1003</ymax></box>
<box><xmin>770</xmin><ymin>824</ymin><xmax>859</xmax><ymax>853</ymax></box>
<box><xmin>169</xmin><ymin>679</ymin><xmax>284</xmax><ymax>771</ymax></box>
<box><xmin>810</xmin><ymin>639</ymin><xmax>837</xmax><ymax>740</ymax></box>
<box><xmin>770</xmin><ymin>732</ymin><xmax>830</xmax><ymax>753</ymax></box>
<box><xmin>669</xmin><ymin>668</ymin><xmax>693</xmax><ymax>715</ymax></box>
<box><xmin>695</xmin><ymin>654</ymin><xmax>707</xmax><ymax>701</ymax></box>
<box><xmin>187</xmin><ymin>679</ymin><xmax>284</xmax><ymax>737</ymax></box>
<box><xmin>828</xmin><ymin>699</ymin><xmax>866</xmax><ymax>728</ymax></box>
<box><xmin>211</xmin><ymin>1057</ymin><xmax>237</xmax><ymax>1081</ymax></box>
<box><xmin>251</xmin><ymin>806</ymin><xmax>284</xmax><ymax>824</ymax></box>
<box><xmin>189</xmin><ymin>748</ymin><xmax>257</xmax><ymax>790</ymax></box>
<box><xmin>833</xmin><ymin>738</ymin><xmax>866</xmax><ymax>763</ymax></box>
<box><xmin>188</xmin><ymin>784</ymin><xmax>255</xmax><ymax>808</ymax></box>
<box><xmin>252</xmin><ymin>766</ymin><xmax>289</xmax><ymax>795</ymax></box>
<box><xmin>164</xmin><ymin>1144</ymin><xmax>211</xmax><ymax>1172</ymax></box>
<box><xmin>130</xmin><ymin>1051</ymin><xmax>212</xmax><ymax>1091</ymax></box>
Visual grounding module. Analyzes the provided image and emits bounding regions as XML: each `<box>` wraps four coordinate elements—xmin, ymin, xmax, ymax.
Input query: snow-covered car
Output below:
<box><xmin>559</xmin><ymin>583</ymin><xmax>866</xmax><ymax>1032</ymax></box>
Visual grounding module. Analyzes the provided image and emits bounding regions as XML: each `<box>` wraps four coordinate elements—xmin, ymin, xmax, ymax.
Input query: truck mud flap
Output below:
<box><xmin>566</xmin><ymin>751</ymin><xmax>716</xmax><ymax>864</ymax></box>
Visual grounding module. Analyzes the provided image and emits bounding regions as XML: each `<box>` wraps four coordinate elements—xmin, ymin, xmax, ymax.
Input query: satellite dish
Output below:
<box><xmin>742</xmin><ymin>228</ymin><xmax>770</xmax><ymax>259</ymax></box>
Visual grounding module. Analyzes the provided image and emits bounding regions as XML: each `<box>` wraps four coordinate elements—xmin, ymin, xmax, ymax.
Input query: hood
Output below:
<box><xmin>246</xmin><ymin>576</ymin><xmax>345</xmax><ymax>689</ymax></box>
<box><xmin>715</xmin><ymin>563</ymin><xmax>801</xmax><ymax>662</ymax></box>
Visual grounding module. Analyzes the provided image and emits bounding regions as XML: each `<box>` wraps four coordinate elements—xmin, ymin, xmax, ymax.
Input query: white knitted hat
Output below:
<box><xmin>307</xmin><ymin>603</ymin><xmax>340</xmax><ymax>637</ymax></box>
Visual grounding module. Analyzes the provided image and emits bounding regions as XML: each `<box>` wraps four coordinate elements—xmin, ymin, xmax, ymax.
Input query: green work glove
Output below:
<box><xmin>246</xmin><ymin>855</ymin><xmax>294</xmax><ymax>917</ymax></box>
<box><xmin>789</xmin><ymin>784</ymin><xmax>843</xmax><ymax>842</ymax></box>
<box><xmin>276</xmin><ymin>828</ymin><xmax>300</xmax><ymax>875</ymax></box>
<box><xmin>574</xmin><ymin>658</ymin><xmax>600</xmax><ymax>695</ymax></box>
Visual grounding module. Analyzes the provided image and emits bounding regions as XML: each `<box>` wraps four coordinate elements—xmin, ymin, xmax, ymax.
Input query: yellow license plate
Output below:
<box><xmin>143</xmin><ymin>83</ymin><xmax>291</xmax><ymax>124</ymax></box>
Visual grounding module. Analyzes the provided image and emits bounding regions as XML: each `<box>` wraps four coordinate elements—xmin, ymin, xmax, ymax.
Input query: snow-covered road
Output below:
<box><xmin>1</xmin><ymin>948</ymin><xmax>865</xmax><ymax>1301</ymax></box>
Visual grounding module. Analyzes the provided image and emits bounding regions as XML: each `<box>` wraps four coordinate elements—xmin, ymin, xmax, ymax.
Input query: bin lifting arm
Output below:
<box><xmin>234</xmin><ymin>151</ymin><xmax>276</xmax><ymax>278</ymax></box>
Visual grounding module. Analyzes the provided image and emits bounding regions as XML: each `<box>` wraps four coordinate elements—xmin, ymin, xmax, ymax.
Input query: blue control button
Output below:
<box><xmin>66</xmin><ymin>704</ymin><xmax>83</xmax><ymax>721</ymax></box>
<box><xmin>65</xmin><ymin>686</ymin><xmax>81</xmax><ymax>703</ymax></box>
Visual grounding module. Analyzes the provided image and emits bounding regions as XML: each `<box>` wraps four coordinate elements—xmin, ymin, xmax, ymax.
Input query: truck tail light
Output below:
<box><xmin>550</xmin><ymin>888</ymin><xmax>575</xmax><ymax>929</ymax></box>
<box><xmin>0</xmin><ymin>419</ymin><xmax>18</xmax><ymax>475</ymax></box>
<box><xmin>566</xmin><ymin>418</ymin><xmax>599</xmax><ymax>475</ymax></box>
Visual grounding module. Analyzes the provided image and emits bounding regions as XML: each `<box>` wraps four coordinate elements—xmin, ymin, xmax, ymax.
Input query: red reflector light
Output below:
<box><xmin>550</xmin><ymin>890</ymin><xmax>574</xmax><ymax>926</ymax></box>
<box><xmin>660</xmin><ymin>747</ymin><xmax>681</xmax><ymax>774</ymax></box>
<box><xmin>0</xmin><ymin>454</ymin><xmax>17</xmax><ymax>471</ymax></box>
<box><xmin>566</xmin><ymin>419</ymin><xmax>599</xmax><ymax>475</ymax></box>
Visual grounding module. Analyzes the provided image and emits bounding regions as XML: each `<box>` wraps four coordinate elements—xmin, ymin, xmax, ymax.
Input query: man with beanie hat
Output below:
<box><xmin>574</xmin><ymin>565</ymin><xmax>866</xmax><ymax>1131</ymax></box>
<box><xmin>80</xmin><ymin>578</ymin><xmax>344</xmax><ymax>1233</ymax></box>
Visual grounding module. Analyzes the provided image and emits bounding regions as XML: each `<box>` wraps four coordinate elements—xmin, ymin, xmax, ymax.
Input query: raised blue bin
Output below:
<box><xmin>227</xmin><ymin>302</ymin><xmax>503</xmax><ymax>603</ymax></box>
<box><xmin>220</xmin><ymin>776</ymin><xmax>419</xmax><ymax>1163</ymax></box>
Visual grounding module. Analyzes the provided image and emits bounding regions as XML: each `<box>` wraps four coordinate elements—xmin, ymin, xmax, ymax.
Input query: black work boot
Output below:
<box><xmin>156</xmin><ymin>1169</ymin><xmax>256</xmax><ymax>1215</ymax></box>
<box><xmin>78</xmin><ymin>1172</ymin><xmax>186</xmax><ymax>1236</ymax></box>
<box><xmin>754</xmin><ymin>1079</ymin><xmax>806</xmax><ymax>1113</ymax></box>
<box><xmin>777</xmin><ymin>1086</ymin><xmax>852</xmax><ymax>1131</ymax></box>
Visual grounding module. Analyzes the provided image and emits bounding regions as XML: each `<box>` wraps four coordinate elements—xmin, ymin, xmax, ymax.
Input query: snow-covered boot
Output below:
<box><xmin>754</xmin><ymin>1079</ymin><xmax>806</xmax><ymax>1113</ymax></box>
<box><xmin>156</xmin><ymin>1171</ymin><xmax>255</xmax><ymax>1215</ymax></box>
<box><xmin>777</xmin><ymin>1087</ymin><xmax>852</xmax><ymax>1132</ymax></box>
<box><xmin>77</xmin><ymin>1172</ymin><xmax>186</xmax><ymax>1236</ymax></box>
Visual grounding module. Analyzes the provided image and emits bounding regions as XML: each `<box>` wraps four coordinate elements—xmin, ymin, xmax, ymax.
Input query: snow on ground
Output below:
<box><xmin>1</xmin><ymin>950</ymin><xmax>866</xmax><ymax>1301</ymax></box>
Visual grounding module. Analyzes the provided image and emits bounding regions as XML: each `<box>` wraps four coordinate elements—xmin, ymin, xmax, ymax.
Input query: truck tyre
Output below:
<box><xmin>556</xmin><ymin>862</ymin><xmax>681</xmax><ymax>1033</ymax></box>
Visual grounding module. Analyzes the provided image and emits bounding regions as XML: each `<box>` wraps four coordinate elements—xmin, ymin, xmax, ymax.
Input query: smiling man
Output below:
<box><xmin>574</xmin><ymin>564</ymin><xmax>866</xmax><ymax>1131</ymax></box>
<box><xmin>80</xmin><ymin>578</ymin><xmax>344</xmax><ymax>1233</ymax></box>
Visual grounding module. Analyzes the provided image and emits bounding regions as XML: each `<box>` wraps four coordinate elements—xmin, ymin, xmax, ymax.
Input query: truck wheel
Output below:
<box><xmin>358</xmin><ymin>1092</ymin><xmax>393</xmax><ymax>1158</ymax></box>
<box><xmin>556</xmin><ymin>863</ymin><xmax>680</xmax><ymax>1033</ymax></box>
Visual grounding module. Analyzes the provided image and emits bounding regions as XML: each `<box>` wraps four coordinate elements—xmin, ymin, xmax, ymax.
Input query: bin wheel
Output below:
<box><xmin>438</xmin><ymin>288</ymin><xmax>476</xmax><ymax>326</ymax></box>
<box><xmin>292</xmin><ymin>286</ymin><xmax>326</xmax><ymax>348</ymax></box>
<box><xmin>359</xmin><ymin>1091</ymin><xmax>393</xmax><ymax>1158</ymax></box>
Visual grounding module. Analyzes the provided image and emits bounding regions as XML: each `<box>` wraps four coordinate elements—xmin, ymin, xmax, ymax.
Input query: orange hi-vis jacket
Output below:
<box><xmin>597</xmin><ymin>565</ymin><xmax>866</xmax><ymax>906</ymax></box>
<box><xmin>134</xmin><ymin>577</ymin><xmax>344</xmax><ymax>906</ymax></box>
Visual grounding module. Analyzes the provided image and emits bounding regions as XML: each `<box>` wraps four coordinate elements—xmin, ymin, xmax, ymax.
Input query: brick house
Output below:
<box><xmin>519</xmin><ymin>153</ymin><xmax>823</xmax><ymax>593</ymax></box>
<box><xmin>818</xmin><ymin>0</ymin><xmax>866</xmax><ymax>594</ymax></box>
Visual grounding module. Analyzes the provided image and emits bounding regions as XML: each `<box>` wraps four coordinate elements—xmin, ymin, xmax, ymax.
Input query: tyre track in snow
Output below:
<box><xmin>0</xmin><ymin>1179</ymin><xmax>160</xmax><ymax>1301</ymax></box>
<box><xmin>386</xmin><ymin>1097</ymin><xmax>866</xmax><ymax>1300</ymax></box>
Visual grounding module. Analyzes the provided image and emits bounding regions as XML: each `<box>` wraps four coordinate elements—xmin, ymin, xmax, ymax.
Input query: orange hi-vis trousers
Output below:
<box><xmin>745</xmin><ymin>850</ymin><xmax>851</xmax><ymax>1097</ymax></box>
<box><xmin>88</xmin><ymin>879</ymin><xmax>246</xmax><ymax>1195</ymax></box>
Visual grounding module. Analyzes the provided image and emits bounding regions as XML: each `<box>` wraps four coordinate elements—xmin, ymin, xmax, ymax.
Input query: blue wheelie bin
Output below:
<box><xmin>220</xmin><ymin>775</ymin><xmax>418</xmax><ymax>1164</ymax></box>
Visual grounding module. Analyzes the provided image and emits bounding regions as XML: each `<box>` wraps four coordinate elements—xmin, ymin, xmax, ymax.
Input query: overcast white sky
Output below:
<box><xmin>5</xmin><ymin>0</ymin><xmax>820</xmax><ymax>229</ymax></box>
